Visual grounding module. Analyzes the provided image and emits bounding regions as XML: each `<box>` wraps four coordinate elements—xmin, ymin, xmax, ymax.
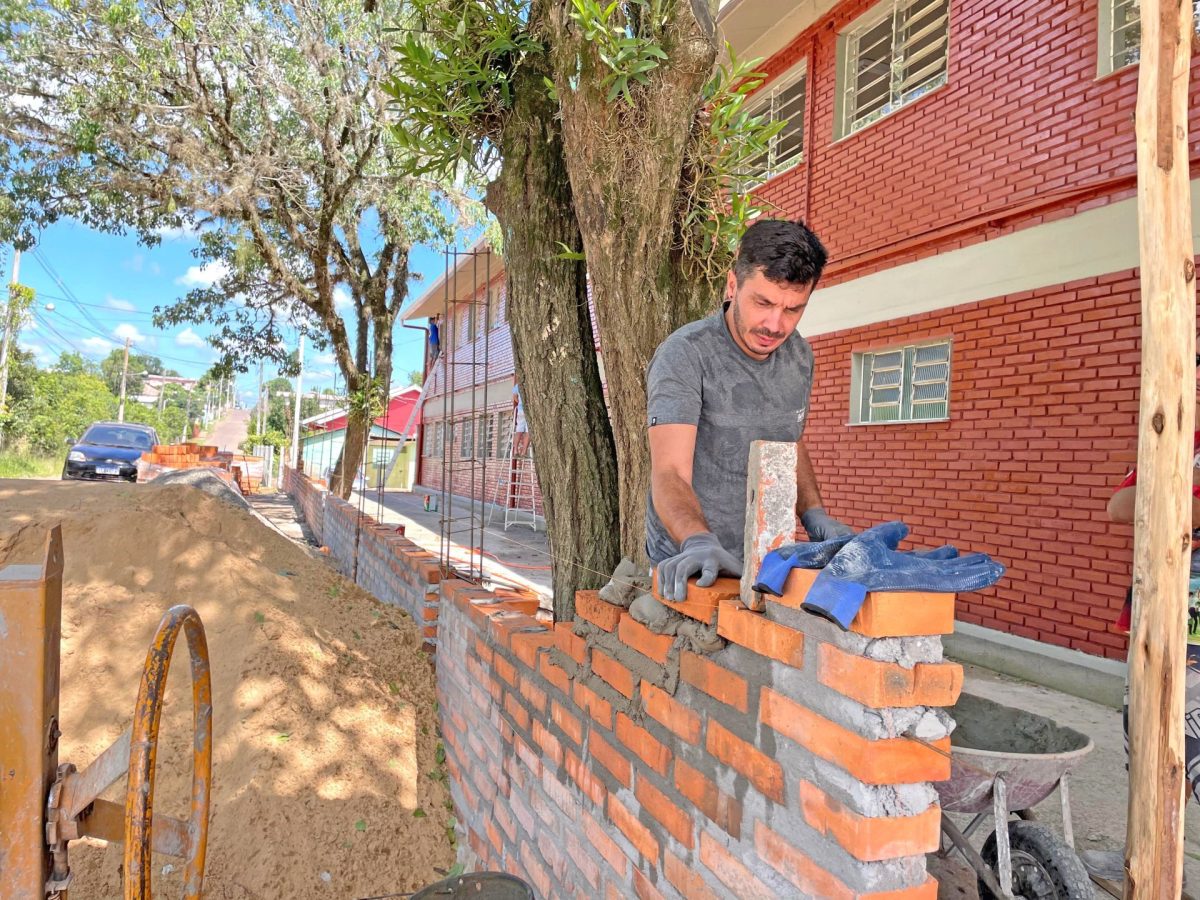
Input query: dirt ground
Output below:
<box><xmin>0</xmin><ymin>479</ymin><xmax>454</xmax><ymax>899</ymax></box>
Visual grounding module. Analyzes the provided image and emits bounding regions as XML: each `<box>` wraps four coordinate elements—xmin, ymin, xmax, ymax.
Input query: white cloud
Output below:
<box><xmin>305</xmin><ymin>369</ymin><xmax>334</xmax><ymax>381</ymax></box>
<box><xmin>175</xmin><ymin>327</ymin><xmax>207</xmax><ymax>349</ymax></box>
<box><xmin>175</xmin><ymin>260</ymin><xmax>229</xmax><ymax>288</ymax></box>
<box><xmin>154</xmin><ymin>223</ymin><xmax>203</xmax><ymax>241</ymax></box>
<box><xmin>106</xmin><ymin>296</ymin><xmax>136</xmax><ymax>312</ymax></box>
<box><xmin>19</xmin><ymin>341</ymin><xmax>52</xmax><ymax>363</ymax></box>
<box><xmin>314</xmin><ymin>352</ymin><xmax>336</xmax><ymax>366</ymax></box>
<box><xmin>81</xmin><ymin>336</ymin><xmax>116</xmax><ymax>354</ymax></box>
<box><xmin>333</xmin><ymin>286</ymin><xmax>353</xmax><ymax>311</ymax></box>
<box><xmin>113</xmin><ymin>323</ymin><xmax>148</xmax><ymax>345</ymax></box>
<box><xmin>124</xmin><ymin>254</ymin><xmax>144</xmax><ymax>273</ymax></box>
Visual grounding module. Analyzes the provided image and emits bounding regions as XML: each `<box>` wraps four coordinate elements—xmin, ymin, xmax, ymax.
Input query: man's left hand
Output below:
<box><xmin>800</xmin><ymin>507</ymin><xmax>855</xmax><ymax>542</ymax></box>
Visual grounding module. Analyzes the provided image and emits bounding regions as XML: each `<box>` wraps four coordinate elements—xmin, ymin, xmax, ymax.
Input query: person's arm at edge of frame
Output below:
<box><xmin>1107</xmin><ymin>467</ymin><xmax>1200</xmax><ymax>527</ymax></box>
<box><xmin>649</xmin><ymin>423</ymin><xmax>709</xmax><ymax>544</ymax></box>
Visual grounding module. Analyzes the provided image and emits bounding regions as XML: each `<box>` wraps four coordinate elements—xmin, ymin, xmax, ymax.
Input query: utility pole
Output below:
<box><xmin>0</xmin><ymin>249</ymin><xmax>22</xmax><ymax>414</ymax></box>
<box><xmin>157</xmin><ymin>378</ymin><xmax>167</xmax><ymax>415</ymax></box>
<box><xmin>1124</xmin><ymin>2</ymin><xmax>1194</xmax><ymax>896</ymax></box>
<box><xmin>257</xmin><ymin>361</ymin><xmax>265</xmax><ymax>437</ymax></box>
<box><xmin>181</xmin><ymin>390</ymin><xmax>192</xmax><ymax>443</ymax></box>
<box><xmin>290</xmin><ymin>334</ymin><xmax>304</xmax><ymax>469</ymax></box>
<box><xmin>116</xmin><ymin>336</ymin><xmax>132</xmax><ymax>423</ymax></box>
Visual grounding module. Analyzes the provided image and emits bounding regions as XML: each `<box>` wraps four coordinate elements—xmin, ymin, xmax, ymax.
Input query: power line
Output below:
<box><xmin>30</xmin><ymin>248</ymin><xmax>110</xmax><ymax>334</ymax></box>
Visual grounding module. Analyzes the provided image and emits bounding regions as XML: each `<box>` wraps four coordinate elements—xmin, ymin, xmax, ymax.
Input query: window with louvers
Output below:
<box><xmin>853</xmin><ymin>341</ymin><xmax>950</xmax><ymax>424</ymax></box>
<box><xmin>839</xmin><ymin>0</ymin><xmax>950</xmax><ymax>138</ymax></box>
<box><xmin>744</xmin><ymin>64</ymin><xmax>807</xmax><ymax>185</ymax></box>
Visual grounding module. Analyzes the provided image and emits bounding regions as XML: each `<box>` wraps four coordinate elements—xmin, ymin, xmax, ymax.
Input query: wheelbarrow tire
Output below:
<box><xmin>979</xmin><ymin>820</ymin><xmax>1092</xmax><ymax>900</ymax></box>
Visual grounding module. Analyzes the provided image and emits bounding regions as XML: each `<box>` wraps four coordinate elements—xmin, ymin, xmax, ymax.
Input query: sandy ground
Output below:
<box><xmin>0</xmin><ymin>478</ymin><xmax>454</xmax><ymax>899</ymax></box>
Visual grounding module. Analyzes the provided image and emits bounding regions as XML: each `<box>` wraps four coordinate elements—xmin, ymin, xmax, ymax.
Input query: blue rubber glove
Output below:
<box><xmin>752</xmin><ymin>534</ymin><xmax>858</xmax><ymax>596</ymax></box>
<box><xmin>656</xmin><ymin>532</ymin><xmax>742</xmax><ymax>602</ymax></box>
<box><xmin>753</xmin><ymin>525</ymin><xmax>961</xmax><ymax>596</ymax></box>
<box><xmin>800</xmin><ymin>507</ymin><xmax>855</xmax><ymax>542</ymax></box>
<box><xmin>802</xmin><ymin>522</ymin><xmax>1004</xmax><ymax>630</ymax></box>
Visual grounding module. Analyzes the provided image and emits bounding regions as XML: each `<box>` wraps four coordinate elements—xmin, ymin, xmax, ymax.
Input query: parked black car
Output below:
<box><xmin>62</xmin><ymin>422</ymin><xmax>159</xmax><ymax>482</ymax></box>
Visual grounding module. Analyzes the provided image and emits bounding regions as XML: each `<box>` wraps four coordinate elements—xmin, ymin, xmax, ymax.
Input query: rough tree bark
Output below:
<box><xmin>486</xmin><ymin>20</ymin><xmax>621</xmax><ymax>618</ymax></box>
<box><xmin>548</xmin><ymin>0</ymin><xmax>722</xmax><ymax>561</ymax></box>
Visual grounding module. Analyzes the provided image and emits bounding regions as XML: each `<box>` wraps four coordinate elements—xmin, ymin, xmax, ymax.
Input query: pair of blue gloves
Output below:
<box><xmin>753</xmin><ymin>521</ymin><xmax>1004</xmax><ymax>630</ymax></box>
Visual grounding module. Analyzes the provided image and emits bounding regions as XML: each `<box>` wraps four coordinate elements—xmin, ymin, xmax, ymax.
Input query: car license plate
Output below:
<box><xmin>96</xmin><ymin>465</ymin><xmax>121</xmax><ymax>476</ymax></box>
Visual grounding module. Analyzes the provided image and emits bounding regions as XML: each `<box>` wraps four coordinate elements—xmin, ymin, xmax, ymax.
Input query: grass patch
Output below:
<box><xmin>0</xmin><ymin>451</ymin><xmax>60</xmax><ymax>479</ymax></box>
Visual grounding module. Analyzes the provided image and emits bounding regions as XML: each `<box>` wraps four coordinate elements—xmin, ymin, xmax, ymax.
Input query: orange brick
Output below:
<box><xmin>565</xmin><ymin>748</ymin><xmax>607</xmax><ymax>807</ymax></box>
<box><xmin>618</xmin><ymin>613</ymin><xmax>675</xmax><ymax>663</ymax></box>
<box><xmin>680</xmin><ymin>651</ymin><xmax>748</xmax><ymax>712</ymax></box>
<box><xmin>584</xmin><ymin>809</ymin><xmax>628</xmax><ymax>879</ymax></box>
<box><xmin>552</xmin><ymin>700</ymin><xmax>584</xmax><ymax>746</ymax></box>
<box><xmin>798</xmin><ymin>780</ymin><xmax>941</xmax><ymax>861</ymax></box>
<box><xmin>652</xmin><ymin>572</ymin><xmax>740</xmax><ymax>625</ymax></box>
<box><xmin>716</xmin><ymin>600</ymin><xmax>804</xmax><ymax>666</ymax></box>
<box><xmin>776</xmin><ymin>569</ymin><xmax>955</xmax><ymax>637</ymax></box>
<box><xmin>576</xmin><ymin>590</ymin><xmax>624</xmax><ymax>631</ymax></box>
<box><xmin>608</xmin><ymin>793</ymin><xmax>660</xmax><ymax>862</ymax></box>
<box><xmin>592</xmin><ymin>649</ymin><xmax>636</xmax><ymax>698</ymax></box>
<box><xmin>519</xmin><ymin>674</ymin><xmax>548</xmax><ymax>714</ymax></box>
<box><xmin>641</xmin><ymin>682</ymin><xmax>702</xmax><ymax>744</ymax></box>
<box><xmin>474</xmin><ymin>637</ymin><xmax>494</xmax><ymax>666</ymax></box>
<box><xmin>633</xmin><ymin>867</ymin><xmax>666</xmax><ymax>900</ymax></box>
<box><xmin>555</xmin><ymin>621</ymin><xmax>589</xmax><ymax>665</ymax></box>
<box><xmin>532</xmin><ymin>719</ymin><xmax>564</xmax><ymax>768</ymax></box>
<box><xmin>504</xmin><ymin>693</ymin><xmax>530</xmax><ymax>732</ymax></box>
<box><xmin>674</xmin><ymin>759</ymin><xmax>742</xmax><ymax>838</ymax></box>
<box><xmin>705</xmin><ymin>720</ymin><xmax>784</xmax><ymax>802</ymax></box>
<box><xmin>615</xmin><ymin>712</ymin><xmax>671</xmax><ymax>776</ymax></box>
<box><xmin>664</xmin><ymin>849</ymin><xmax>720</xmax><ymax>900</ymax></box>
<box><xmin>760</xmin><ymin>687</ymin><xmax>951</xmax><ymax>784</ymax></box>
<box><xmin>636</xmin><ymin>775</ymin><xmax>694</xmax><ymax>850</ymax></box>
<box><xmin>510</xmin><ymin>629</ymin><xmax>555</xmax><ymax>669</ymax></box>
<box><xmin>491</xmin><ymin>612</ymin><xmax>543</xmax><ymax>648</ymax></box>
<box><xmin>574</xmin><ymin>680</ymin><xmax>613</xmax><ymax>728</ymax></box>
<box><xmin>698</xmin><ymin>831</ymin><xmax>775</xmax><ymax>900</ymax></box>
<box><xmin>495</xmin><ymin>654</ymin><xmax>517</xmax><ymax>686</ymax></box>
<box><xmin>818</xmin><ymin>643</ymin><xmax>963</xmax><ymax>709</ymax></box>
<box><xmin>589</xmin><ymin>730</ymin><xmax>632</xmax><ymax>787</ymax></box>
<box><xmin>540</xmin><ymin>654</ymin><xmax>571</xmax><ymax>695</ymax></box>
<box><xmin>754</xmin><ymin>820</ymin><xmax>854</xmax><ymax>899</ymax></box>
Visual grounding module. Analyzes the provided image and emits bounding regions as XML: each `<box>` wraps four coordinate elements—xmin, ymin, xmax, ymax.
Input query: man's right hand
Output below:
<box><xmin>657</xmin><ymin>532</ymin><xmax>742</xmax><ymax>602</ymax></box>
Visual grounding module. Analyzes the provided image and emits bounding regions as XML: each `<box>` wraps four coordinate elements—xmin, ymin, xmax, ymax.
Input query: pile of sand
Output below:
<box><xmin>0</xmin><ymin>479</ymin><xmax>454</xmax><ymax>899</ymax></box>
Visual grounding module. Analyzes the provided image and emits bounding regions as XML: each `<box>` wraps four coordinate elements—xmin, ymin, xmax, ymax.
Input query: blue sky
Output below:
<box><xmin>7</xmin><ymin>220</ymin><xmax>448</xmax><ymax>404</ymax></box>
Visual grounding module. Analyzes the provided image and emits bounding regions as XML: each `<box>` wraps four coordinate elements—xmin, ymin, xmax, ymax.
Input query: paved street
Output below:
<box><xmin>205</xmin><ymin>408</ymin><xmax>250</xmax><ymax>452</ymax></box>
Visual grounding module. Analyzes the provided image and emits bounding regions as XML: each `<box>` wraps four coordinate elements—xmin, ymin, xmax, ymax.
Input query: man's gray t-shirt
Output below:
<box><xmin>645</xmin><ymin>303</ymin><xmax>813</xmax><ymax>564</ymax></box>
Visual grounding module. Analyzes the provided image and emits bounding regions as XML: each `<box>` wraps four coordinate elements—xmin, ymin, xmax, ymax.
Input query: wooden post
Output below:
<box><xmin>1125</xmin><ymin>1</ymin><xmax>1195</xmax><ymax>896</ymax></box>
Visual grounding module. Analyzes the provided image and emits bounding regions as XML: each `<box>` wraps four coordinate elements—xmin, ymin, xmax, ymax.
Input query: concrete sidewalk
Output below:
<box><xmin>935</xmin><ymin>664</ymin><xmax>1200</xmax><ymax>898</ymax></box>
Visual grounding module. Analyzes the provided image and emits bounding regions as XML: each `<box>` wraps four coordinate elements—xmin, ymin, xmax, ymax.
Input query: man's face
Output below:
<box><xmin>725</xmin><ymin>268</ymin><xmax>814</xmax><ymax>360</ymax></box>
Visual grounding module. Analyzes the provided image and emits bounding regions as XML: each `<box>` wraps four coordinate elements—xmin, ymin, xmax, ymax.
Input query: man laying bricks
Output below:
<box><xmin>644</xmin><ymin>218</ymin><xmax>852</xmax><ymax>607</ymax></box>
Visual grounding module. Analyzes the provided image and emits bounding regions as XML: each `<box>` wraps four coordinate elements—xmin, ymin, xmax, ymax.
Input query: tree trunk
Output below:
<box><xmin>549</xmin><ymin>0</ymin><xmax>721</xmax><ymax>561</ymax></box>
<box><xmin>487</xmin><ymin>36</ymin><xmax>621</xmax><ymax>619</ymax></box>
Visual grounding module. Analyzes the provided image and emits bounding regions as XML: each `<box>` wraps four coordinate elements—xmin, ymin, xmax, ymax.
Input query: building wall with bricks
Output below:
<box><xmin>284</xmin><ymin>467</ymin><xmax>443</xmax><ymax>649</ymax></box>
<box><xmin>436</xmin><ymin>557</ymin><xmax>962</xmax><ymax>898</ymax></box>
<box><xmin>284</xmin><ymin>466</ymin><xmax>964</xmax><ymax>897</ymax></box>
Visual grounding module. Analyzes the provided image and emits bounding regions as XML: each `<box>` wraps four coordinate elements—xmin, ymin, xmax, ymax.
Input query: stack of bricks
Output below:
<box><xmin>136</xmin><ymin>443</ymin><xmax>241</xmax><ymax>489</ymax></box>
<box><xmin>284</xmin><ymin>467</ymin><xmax>443</xmax><ymax>650</ymax></box>
<box><xmin>437</xmin><ymin>559</ymin><xmax>962</xmax><ymax>898</ymax></box>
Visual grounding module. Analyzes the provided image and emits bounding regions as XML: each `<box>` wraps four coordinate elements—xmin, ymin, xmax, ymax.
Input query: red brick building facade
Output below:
<box><xmin>404</xmin><ymin>0</ymin><xmax>1200</xmax><ymax>658</ymax></box>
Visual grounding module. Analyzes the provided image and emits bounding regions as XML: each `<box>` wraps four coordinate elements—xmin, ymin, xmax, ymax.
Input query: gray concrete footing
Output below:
<box><xmin>944</xmin><ymin>621</ymin><xmax>1126</xmax><ymax>710</ymax></box>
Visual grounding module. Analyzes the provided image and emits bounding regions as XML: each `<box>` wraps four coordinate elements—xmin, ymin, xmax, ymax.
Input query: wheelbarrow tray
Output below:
<box><xmin>937</xmin><ymin>693</ymin><xmax>1094</xmax><ymax>815</ymax></box>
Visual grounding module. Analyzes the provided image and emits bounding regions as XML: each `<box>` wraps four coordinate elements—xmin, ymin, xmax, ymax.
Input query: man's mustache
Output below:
<box><xmin>751</xmin><ymin>327</ymin><xmax>786</xmax><ymax>340</ymax></box>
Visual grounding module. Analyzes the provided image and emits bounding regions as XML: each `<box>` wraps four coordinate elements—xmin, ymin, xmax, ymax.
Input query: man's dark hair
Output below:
<box><xmin>733</xmin><ymin>219</ymin><xmax>828</xmax><ymax>288</ymax></box>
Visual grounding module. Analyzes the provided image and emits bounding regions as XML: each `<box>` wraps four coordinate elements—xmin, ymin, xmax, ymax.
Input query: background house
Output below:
<box><xmin>301</xmin><ymin>384</ymin><xmax>422</xmax><ymax>490</ymax></box>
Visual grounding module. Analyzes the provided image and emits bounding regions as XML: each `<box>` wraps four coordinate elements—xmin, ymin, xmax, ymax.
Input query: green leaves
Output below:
<box><xmin>567</xmin><ymin>0</ymin><xmax>669</xmax><ymax>106</ymax></box>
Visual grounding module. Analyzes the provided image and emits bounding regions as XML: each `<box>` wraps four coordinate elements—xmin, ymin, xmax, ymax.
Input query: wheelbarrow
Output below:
<box><xmin>934</xmin><ymin>693</ymin><xmax>1095</xmax><ymax>900</ymax></box>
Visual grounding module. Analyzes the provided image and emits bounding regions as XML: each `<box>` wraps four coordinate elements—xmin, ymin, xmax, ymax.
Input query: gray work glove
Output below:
<box><xmin>800</xmin><ymin>507</ymin><xmax>855</xmax><ymax>542</ymax></box>
<box><xmin>657</xmin><ymin>532</ymin><xmax>742</xmax><ymax>602</ymax></box>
